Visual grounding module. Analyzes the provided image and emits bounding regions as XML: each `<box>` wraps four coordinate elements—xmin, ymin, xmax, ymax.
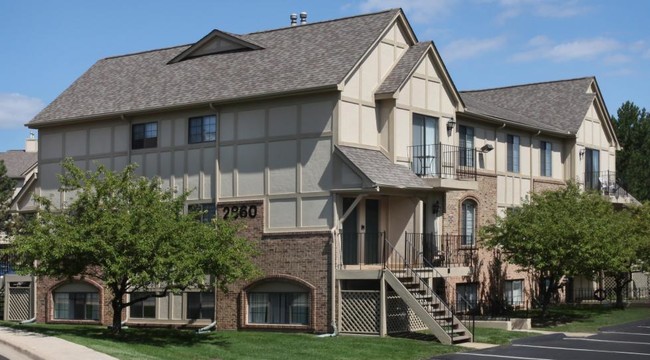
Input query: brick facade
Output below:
<box><xmin>216</xmin><ymin>200</ymin><xmax>331</xmax><ymax>333</ymax></box>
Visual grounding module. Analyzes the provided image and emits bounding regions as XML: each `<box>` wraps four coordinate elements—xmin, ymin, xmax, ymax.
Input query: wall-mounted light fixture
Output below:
<box><xmin>446</xmin><ymin>118</ymin><xmax>456</xmax><ymax>131</ymax></box>
<box><xmin>579</xmin><ymin>148</ymin><xmax>586</xmax><ymax>159</ymax></box>
<box><xmin>480</xmin><ymin>144</ymin><xmax>494</xmax><ymax>153</ymax></box>
<box><xmin>432</xmin><ymin>200</ymin><xmax>440</xmax><ymax>215</ymax></box>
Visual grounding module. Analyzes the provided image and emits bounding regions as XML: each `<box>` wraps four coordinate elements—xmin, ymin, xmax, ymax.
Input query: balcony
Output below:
<box><xmin>407</xmin><ymin>143</ymin><xmax>478</xmax><ymax>190</ymax></box>
<box><xmin>583</xmin><ymin>170</ymin><xmax>637</xmax><ymax>204</ymax></box>
<box><xmin>404</xmin><ymin>233</ymin><xmax>476</xmax><ymax>269</ymax></box>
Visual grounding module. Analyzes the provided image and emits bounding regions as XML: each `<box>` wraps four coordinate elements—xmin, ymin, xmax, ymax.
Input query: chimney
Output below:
<box><xmin>290</xmin><ymin>13</ymin><xmax>298</xmax><ymax>26</ymax></box>
<box><xmin>299</xmin><ymin>12</ymin><xmax>307</xmax><ymax>25</ymax></box>
<box><xmin>25</xmin><ymin>132</ymin><xmax>37</xmax><ymax>153</ymax></box>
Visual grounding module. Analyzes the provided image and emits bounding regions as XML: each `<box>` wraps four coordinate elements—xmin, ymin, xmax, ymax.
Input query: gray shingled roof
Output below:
<box><xmin>0</xmin><ymin>151</ymin><xmax>37</xmax><ymax>179</ymax></box>
<box><xmin>375</xmin><ymin>42</ymin><xmax>430</xmax><ymax>96</ymax></box>
<box><xmin>460</xmin><ymin>77</ymin><xmax>596</xmax><ymax>134</ymax></box>
<box><xmin>29</xmin><ymin>9</ymin><xmax>401</xmax><ymax>126</ymax></box>
<box><xmin>336</xmin><ymin>145</ymin><xmax>429</xmax><ymax>190</ymax></box>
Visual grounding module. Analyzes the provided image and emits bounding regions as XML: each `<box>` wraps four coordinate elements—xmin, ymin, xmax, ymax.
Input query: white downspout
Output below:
<box><xmin>318</xmin><ymin>193</ymin><xmax>366</xmax><ymax>338</ymax></box>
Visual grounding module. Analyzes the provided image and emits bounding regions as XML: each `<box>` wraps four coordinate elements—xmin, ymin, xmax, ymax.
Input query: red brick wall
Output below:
<box><xmin>215</xmin><ymin>200</ymin><xmax>332</xmax><ymax>333</ymax></box>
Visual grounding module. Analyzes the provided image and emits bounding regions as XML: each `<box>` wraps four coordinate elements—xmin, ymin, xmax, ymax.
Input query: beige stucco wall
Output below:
<box><xmin>575</xmin><ymin>100</ymin><xmax>617</xmax><ymax>184</ymax></box>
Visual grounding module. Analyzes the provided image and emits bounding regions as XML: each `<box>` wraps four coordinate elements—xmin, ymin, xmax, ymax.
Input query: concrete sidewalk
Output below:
<box><xmin>0</xmin><ymin>327</ymin><xmax>117</xmax><ymax>360</ymax></box>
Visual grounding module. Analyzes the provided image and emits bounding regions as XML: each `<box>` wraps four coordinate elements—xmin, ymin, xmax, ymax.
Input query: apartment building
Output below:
<box><xmin>24</xmin><ymin>9</ymin><xmax>626</xmax><ymax>344</ymax></box>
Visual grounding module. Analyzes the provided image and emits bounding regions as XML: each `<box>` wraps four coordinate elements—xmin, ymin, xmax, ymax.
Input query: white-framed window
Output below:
<box><xmin>456</xmin><ymin>283</ymin><xmax>478</xmax><ymax>313</ymax></box>
<box><xmin>540</xmin><ymin>141</ymin><xmax>552</xmax><ymax>177</ymax></box>
<box><xmin>53</xmin><ymin>282</ymin><xmax>100</xmax><ymax>320</ymax></box>
<box><xmin>459</xmin><ymin>125</ymin><xmax>474</xmax><ymax>167</ymax></box>
<box><xmin>132</xmin><ymin>122</ymin><xmax>158</xmax><ymax>149</ymax></box>
<box><xmin>188</xmin><ymin>115</ymin><xmax>217</xmax><ymax>144</ymax></box>
<box><xmin>129</xmin><ymin>292</ymin><xmax>156</xmax><ymax>319</ymax></box>
<box><xmin>507</xmin><ymin>134</ymin><xmax>520</xmax><ymax>173</ymax></box>
<box><xmin>188</xmin><ymin>203</ymin><xmax>217</xmax><ymax>223</ymax></box>
<box><xmin>461</xmin><ymin>200</ymin><xmax>476</xmax><ymax>246</ymax></box>
<box><xmin>505</xmin><ymin>280</ymin><xmax>524</xmax><ymax>306</ymax></box>
<box><xmin>186</xmin><ymin>292</ymin><xmax>215</xmax><ymax>320</ymax></box>
<box><xmin>248</xmin><ymin>292</ymin><xmax>309</xmax><ymax>325</ymax></box>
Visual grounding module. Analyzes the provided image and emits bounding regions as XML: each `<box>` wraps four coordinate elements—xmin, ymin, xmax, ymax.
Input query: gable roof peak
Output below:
<box><xmin>461</xmin><ymin>76</ymin><xmax>595</xmax><ymax>94</ymax></box>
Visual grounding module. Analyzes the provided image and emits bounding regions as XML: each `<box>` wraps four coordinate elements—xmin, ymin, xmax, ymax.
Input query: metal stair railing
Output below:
<box><xmin>401</xmin><ymin>234</ymin><xmax>475</xmax><ymax>339</ymax></box>
<box><xmin>383</xmin><ymin>236</ymin><xmax>472</xmax><ymax>344</ymax></box>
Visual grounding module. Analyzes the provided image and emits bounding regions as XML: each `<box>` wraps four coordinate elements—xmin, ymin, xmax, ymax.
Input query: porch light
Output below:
<box><xmin>579</xmin><ymin>148</ymin><xmax>586</xmax><ymax>159</ymax></box>
<box><xmin>446</xmin><ymin>119</ymin><xmax>456</xmax><ymax>131</ymax></box>
<box><xmin>480</xmin><ymin>144</ymin><xmax>494</xmax><ymax>153</ymax></box>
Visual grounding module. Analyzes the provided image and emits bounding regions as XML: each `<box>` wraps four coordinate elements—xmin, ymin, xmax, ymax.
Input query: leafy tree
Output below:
<box><xmin>612</xmin><ymin>101</ymin><xmax>650</xmax><ymax>201</ymax></box>
<box><xmin>7</xmin><ymin>159</ymin><xmax>259</xmax><ymax>333</ymax></box>
<box><xmin>481</xmin><ymin>183</ymin><xmax>618</xmax><ymax>316</ymax></box>
<box><xmin>0</xmin><ymin>160</ymin><xmax>16</xmax><ymax>233</ymax></box>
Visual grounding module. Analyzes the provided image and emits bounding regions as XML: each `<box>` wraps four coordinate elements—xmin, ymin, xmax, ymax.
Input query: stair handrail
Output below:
<box><xmin>402</xmin><ymin>233</ymin><xmax>475</xmax><ymax>339</ymax></box>
<box><xmin>383</xmin><ymin>236</ymin><xmax>471</xmax><ymax>342</ymax></box>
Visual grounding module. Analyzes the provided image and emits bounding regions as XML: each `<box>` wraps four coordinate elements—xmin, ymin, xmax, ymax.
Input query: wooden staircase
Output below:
<box><xmin>383</xmin><ymin>237</ymin><xmax>472</xmax><ymax>345</ymax></box>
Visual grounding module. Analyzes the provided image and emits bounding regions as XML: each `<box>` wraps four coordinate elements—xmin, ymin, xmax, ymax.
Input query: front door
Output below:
<box><xmin>342</xmin><ymin>198</ymin><xmax>381</xmax><ymax>265</ymax></box>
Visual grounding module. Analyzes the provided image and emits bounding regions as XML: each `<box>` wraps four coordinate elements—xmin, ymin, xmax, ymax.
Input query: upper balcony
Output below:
<box><xmin>583</xmin><ymin>170</ymin><xmax>639</xmax><ymax>205</ymax></box>
<box><xmin>407</xmin><ymin>143</ymin><xmax>479</xmax><ymax>190</ymax></box>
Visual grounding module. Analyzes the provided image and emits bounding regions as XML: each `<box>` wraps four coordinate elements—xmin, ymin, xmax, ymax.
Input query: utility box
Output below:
<box><xmin>3</xmin><ymin>275</ymin><xmax>35</xmax><ymax>321</ymax></box>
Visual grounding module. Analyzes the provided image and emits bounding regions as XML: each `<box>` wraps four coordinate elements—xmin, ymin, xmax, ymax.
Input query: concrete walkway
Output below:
<box><xmin>0</xmin><ymin>327</ymin><xmax>117</xmax><ymax>360</ymax></box>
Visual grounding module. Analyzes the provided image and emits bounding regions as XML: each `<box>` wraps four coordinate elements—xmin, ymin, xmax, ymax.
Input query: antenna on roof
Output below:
<box><xmin>299</xmin><ymin>12</ymin><xmax>307</xmax><ymax>25</ymax></box>
<box><xmin>290</xmin><ymin>13</ymin><xmax>298</xmax><ymax>26</ymax></box>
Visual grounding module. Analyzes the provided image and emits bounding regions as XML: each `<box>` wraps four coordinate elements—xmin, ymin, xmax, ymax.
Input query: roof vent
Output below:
<box><xmin>290</xmin><ymin>13</ymin><xmax>298</xmax><ymax>26</ymax></box>
<box><xmin>299</xmin><ymin>12</ymin><xmax>307</xmax><ymax>25</ymax></box>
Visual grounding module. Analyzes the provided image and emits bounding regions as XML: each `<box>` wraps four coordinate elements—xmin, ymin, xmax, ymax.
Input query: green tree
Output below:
<box><xmin>481</xmin><ymin>183</ymin><xmax>617</xmax><ymax>316</ymax></box>
<box><xmin>0</xmin><ymin>160</ymin><xmax>16</xmax><ymax>233</ymax></box>
<box><xmin>7</xmin><ymin>159</ymin><xmax>259</xmax><ymax>333</ymax></box>
<box><xmin>612</xmin><ymin>101</ymin><xmax>650</xmax><ymax>201</ymax></box>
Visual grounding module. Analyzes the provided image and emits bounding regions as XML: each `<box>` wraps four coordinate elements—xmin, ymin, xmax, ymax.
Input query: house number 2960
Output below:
<box><xmin>222</xmin><ymin>205</ymin><xmax>257</xmax><ymax>220</ymax></box>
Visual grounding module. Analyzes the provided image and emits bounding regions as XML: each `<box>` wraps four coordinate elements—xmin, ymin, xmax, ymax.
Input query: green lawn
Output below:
<box><xmin>523</xmin><ymin>305</ymin><xmax>650</xmax><ymax>332</ymax></box>
<box><xmin>472</xmin><ymin>327</ymin><xmax>535</xmax><ymax>345</ymax></box>
<box><xmin>0</xmin><ymin>322</ymin><xmax>461</xmax><ymax>360</ymax></box>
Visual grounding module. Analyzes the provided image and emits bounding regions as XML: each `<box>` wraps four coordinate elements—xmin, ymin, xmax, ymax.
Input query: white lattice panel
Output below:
<box><xmin>8</xmin><ymin>288</ymin><xmax>30</xmax><ymax>320</ymax></box>
<box><xmin>341</xmin><ymin>291</ymin><xmax>379</xmax><ymax>334</ymax></box>
<box><xmin>386</xmin><ymin>293</ymin><xmax>427</xmax><ymax>333</ymax></box>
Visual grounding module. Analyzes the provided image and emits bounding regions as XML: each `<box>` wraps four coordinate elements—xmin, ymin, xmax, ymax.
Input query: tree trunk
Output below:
<box><xmin>110</xmin><ymin>292</ymin><xmax>124</xmax><ymax>334</ymax></box>
<box><xmin>613</xmin><ymin>273</ymin><xmax>630</xmax><ymax>309</ymax></box>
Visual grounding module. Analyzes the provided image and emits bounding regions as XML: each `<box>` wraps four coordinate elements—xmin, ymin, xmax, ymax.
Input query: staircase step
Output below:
<box><xmin>451</xmin><ymin>334</ymin><xmax>472</xmax><ymax>344</ymax></box>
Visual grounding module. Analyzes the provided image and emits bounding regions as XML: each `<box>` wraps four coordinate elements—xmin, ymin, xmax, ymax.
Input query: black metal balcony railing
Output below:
<box><xmin>583</xmin><ymin>170</ymin><xmax>630</xmax><ymax>198</ymax></box>
<box><xmin>407</xmin><ymin>143</ymin><xmax>478</xmax><ymax>180</ymax></box>
<box><xmin>341</xmin><ymin>232</ymin><xmax>385</xmax><ymax>266</ymax></box>
<box><xmin>404</xmin><ymin>233</ymin><xmax>477</xmax><ymax>268</ymax></box>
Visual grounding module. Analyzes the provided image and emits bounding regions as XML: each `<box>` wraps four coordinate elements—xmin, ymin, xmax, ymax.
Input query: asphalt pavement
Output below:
<box><xmin>433</xmin><ymin>317</ymin><xmax>650</xmax><ymax>360</ymax></box>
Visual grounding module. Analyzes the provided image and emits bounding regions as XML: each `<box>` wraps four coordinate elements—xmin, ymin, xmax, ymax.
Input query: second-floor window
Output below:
<box><xmin>132</xmin><ymin>122</ymin><xmax>158</xmax><ymax>149</ymax></box>
<box><xmin>540</xmin><ymin>141</ymin><xmax>552</xmax><ymax>177</ymax></box>
<box><xmin>507</xmin><ymin>134</ymin><xmax>520</xmax><ymax>173</ymax></box>
<box><xmin>461</xmin><ymin>199</ymin><xmax>476</xmax><ymax>246</ymax></box>
<box><xmin>189</xmin><ymin>115</ymin><xmax>217</xmax><ymax>144</ymax></box>
<box><xmin>188</xmin><ymin>203</ymin><xmax>216</xmax><ymax>223</ymax></box>
<box><xmin>459</xmin><ymin>125</ymin><xmax>474</xmax><ymax>167</ymax></box>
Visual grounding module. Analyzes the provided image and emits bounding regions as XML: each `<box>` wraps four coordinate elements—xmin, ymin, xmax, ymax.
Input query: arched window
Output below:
<box><xmin>461</xmin><ymin>200</ymin><xmax>477</xmax><ymax>246</ymax></box>
<box><xmin>53</xmin><ymin>282</ymin><xmax>100</xmax><ymax>320</ymax></box>
<box><xmin>247</xmin><ymin>280</ymin><xmax>310</xmax><ymax>325</ymax></box>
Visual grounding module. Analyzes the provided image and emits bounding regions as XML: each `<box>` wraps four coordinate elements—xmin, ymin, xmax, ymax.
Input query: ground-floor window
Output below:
<box><xmin>248</xmin><ymin>292</ymin><xmax>309</xmax><ymax>325</ymax></box>
<box><xmin>54</xmin><ymin>291</ymin><xmax>99</xmax><ymax>320</ymax></box>
<box><xmin>187</xmin><ymin>292</ymin><xmax>215</xmax><ymax>320</ymax></box>
<box><xmin>129</xmin><ymin>292</ymin><xmax>156</xmax><ymax>319</ymax></box>
<box><xmin>505</xmin><ymin>280</ymin><xmax>524</xmax><ymax>306</ymax></box>
<box><xmin>455</xmin><ymin>283</ymin><xmax>478</xmax><ymax>313</ymax></box>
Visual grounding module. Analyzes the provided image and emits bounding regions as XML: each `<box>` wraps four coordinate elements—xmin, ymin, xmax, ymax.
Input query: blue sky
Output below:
<box><xmin>1</xmin><ymin>0</ymin><xmax>648</xmax><ymax>151</ymax></box>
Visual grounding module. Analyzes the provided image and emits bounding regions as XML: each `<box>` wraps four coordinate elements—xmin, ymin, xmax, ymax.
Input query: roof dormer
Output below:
<box><xmin>168</xmin><ymin>29</ymin><xmax>263</xmax><ymax>64</ymax></box>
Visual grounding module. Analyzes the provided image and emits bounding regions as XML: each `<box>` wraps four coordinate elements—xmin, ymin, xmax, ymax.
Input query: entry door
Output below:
<box><xmin>364</xmin><ymin>199</ymin><xmax>380</xmax><ymax>264</ymax></box>
<box><xmin>412</xmin><ymin>114</ymin><xmax>438</xmax><ymax>176</ymax></box>
<box><xmin>341</xmin><ymin>198</ymin><xmax>381</xmax><ymax>265</ymax></box>
<box><xmin>585</xmin><ymin>148</ymin><xmax>600</xmax><ymax>190</ymax></box>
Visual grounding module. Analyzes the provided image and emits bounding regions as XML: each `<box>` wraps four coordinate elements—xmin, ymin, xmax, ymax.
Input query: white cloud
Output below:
<box><xmin>0</xmin><ymin>93</ymin><xmax>45</xmax><ymax>129</ymax></box>
<box><xmin>359</xmin><ymin>0</ymin><xmax>454</xmax><ymax>23</ymax></box>
<box><xmin>442</xmin><ymin>36</ymin><xmax>507</xmax><ymax>61</ymax></box>
<box><xmin>512</xmin><ymin>37</ymin><xmax>620</xmax><ymax>62</ymax></box>
<box><xmin>604</xmin><ymin>54</ymin><xmax>632</xmax><ymax>65</ymax></box>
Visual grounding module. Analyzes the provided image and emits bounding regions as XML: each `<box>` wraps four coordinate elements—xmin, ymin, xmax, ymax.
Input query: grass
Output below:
<box><xmin>517</xmin><ymin>305</ymin><xmax>650</xmax><ymax>332</ymax></box>
<box><xmin>0</xmin><ymin>322</ymin><xmax>462</xmax><ymax>360</ymax></box>
<box><xmin>472</xmin><ymin>327</ymin><xmax>535</xmax><ymax>345</ymax></box>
